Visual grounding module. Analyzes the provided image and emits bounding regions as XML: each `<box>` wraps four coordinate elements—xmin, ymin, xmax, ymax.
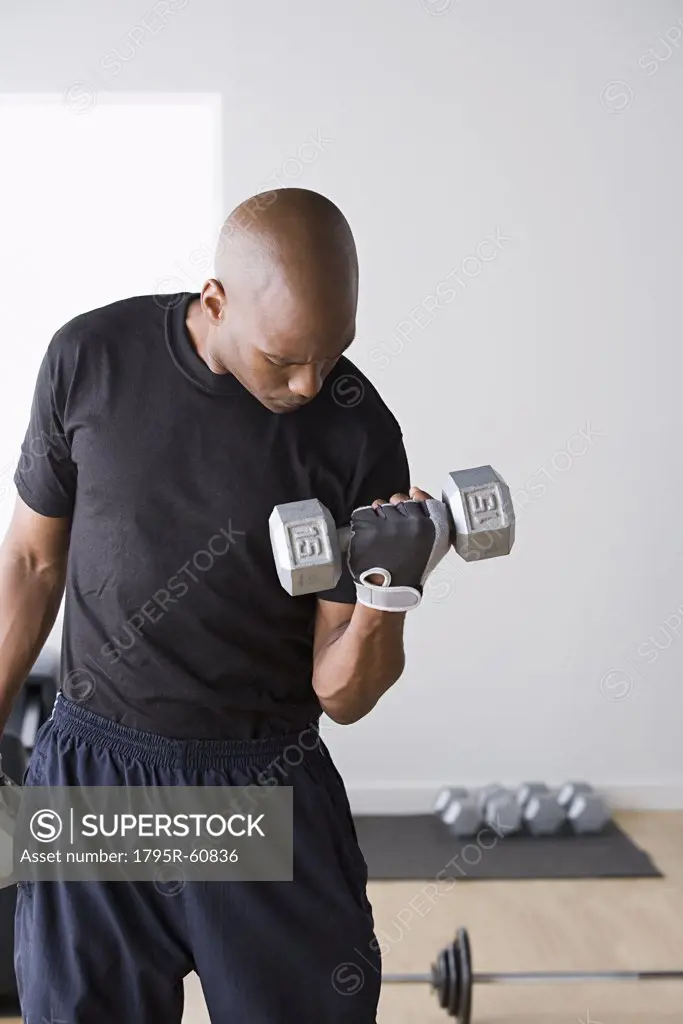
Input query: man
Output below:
<box><xmin>0</xmin><ymin>188</ymin><xmax>448</xmax><ymax>1022</ymax></box>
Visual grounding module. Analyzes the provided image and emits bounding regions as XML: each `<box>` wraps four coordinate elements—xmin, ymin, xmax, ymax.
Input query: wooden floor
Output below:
<box><xmin>9</xmin><ymin>812</ymin><xmax>683</xmax><ymax>1022</ymax></box>
<box><xmin>365</xmin><ymin>810</ymin><xmax>683</xmax><ymax>1023</ymax></box>
<box><xmin>182</xmin><ymin>812</ymin><xmax>683</xmax><ymax>1024</ymax></box>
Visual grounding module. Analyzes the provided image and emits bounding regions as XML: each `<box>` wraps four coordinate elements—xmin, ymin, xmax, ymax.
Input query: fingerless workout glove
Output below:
<box><xmin>347</xmin><ymin>499</ymin><xmax>451</xmax><ymax>612</ymax></box>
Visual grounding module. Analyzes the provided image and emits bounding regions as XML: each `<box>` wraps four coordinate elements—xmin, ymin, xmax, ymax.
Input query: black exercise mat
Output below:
<box><xmin>354</xmin><ymin>815</ymin><xmax>661</xmax><ymax>880</ymax></box>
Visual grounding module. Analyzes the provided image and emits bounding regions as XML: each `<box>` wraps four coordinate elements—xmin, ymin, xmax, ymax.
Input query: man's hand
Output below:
<box><xmin>347</xmin><ymin>485</ymin><xmax>451</xmax><ymax>612</ymax></box>
<box><xmin>363</xmin><ymin>485</ymin><xmax>432</xmax><ymax>584</ymax></box>
<box><xmin>371</xmin><ymin>484</ymin><xmax>433</xmax><ymax>508</ymax></box>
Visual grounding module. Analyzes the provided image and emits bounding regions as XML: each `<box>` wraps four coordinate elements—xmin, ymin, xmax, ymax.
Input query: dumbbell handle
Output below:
<box><xmin>337</xmin><ymin>526</ymin><xmax>352</xmax><ymax>553</ymax></box>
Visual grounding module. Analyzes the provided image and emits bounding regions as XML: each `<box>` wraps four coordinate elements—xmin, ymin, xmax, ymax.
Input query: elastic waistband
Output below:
<box><xmin>50</xmin><ymin>693</ymin><xmax>324</xmax><ymax>771</ymax></box>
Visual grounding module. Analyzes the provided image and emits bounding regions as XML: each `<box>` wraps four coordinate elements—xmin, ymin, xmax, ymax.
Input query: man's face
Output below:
<box><xmin>213</xmin><ymin>289</ymin><xmax>356</xmax><ymax>414</ymax></box>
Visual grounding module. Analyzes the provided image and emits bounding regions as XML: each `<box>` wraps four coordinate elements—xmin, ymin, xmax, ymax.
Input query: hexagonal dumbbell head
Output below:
<box><xmin>475</xmin><ymin>783</ymin><xmax>506</xmax><ymax>815</ymax></box>
<box><xmin>443</xmin><ymin>466</ymin><xmax>515</xmax><ymax>562</ymax></box>
<box><xmin>567</xmin><ymin>793</ymin><xmax>610</xmax><ymax>834</ymax></box>
<box><xmin>557</xmin><ymin>781</ymin><xmax>593</xmax><ymax>809</ymax></box>
<box><xmin>523</xmin><ymin>793</ymin><xmax>566</xmax><ymax>836</ymax></box>
<box><xmin>433</xmin><ymin>787</ymin><xmax>469</xmax><ymax>819</ymax></box>
<box><xmin>485</xmin><ymin>792</ymin><xmax>522</xmax><ymax>836</ymax></box>
<box><xmin>269</xmin><ymin>499</ymin><xmax>342</xmax><ymax>597</ymax></box>
<box><xmin>516</xmin><ymin>782</ymin><xmax>549</xmax><ymax>807</ymax></box>
<box><xmin>442</xmin><ymin>796</ymin><xmax>483</xmax><ymax>837</ymax></box>
<box><xmin>477</xmin><ymin>784</ymin><xmax>522</xmax><ymax>835</ymax></box>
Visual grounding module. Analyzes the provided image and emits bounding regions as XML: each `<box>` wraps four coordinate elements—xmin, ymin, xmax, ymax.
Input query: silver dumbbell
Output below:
<box><xmin>560</xmin><ymin>783</ymin><xmax>611</xmax><ymax>834</ymax></box>
<box><xmin>517</xmin><ymin>781</ymin><xmax>611</xmax><ymax>835</ymax></box>
<box><xmin>516</xmin><ymin>782</ymin><xmax>565</xmax><ymax>836</ymax></box>
<box><xmin>557</xmin><ymin>780</ymin><xmax>593</xmax><ymax>809</ymax></box>
<box><xmin>433</xmin><ymin>787</ymin><xmax>469</xmax><ymax>818</ymax></box>
<box><xmin>441</xmin><ymin>794</ymin><xmax>483</xmax><ymax>838</ymax></box>
<box><xmin>475</xmin><ymin>784</ymin><xmax>522</xmax><ymax>835</ymax></box>
<box><xmin>515</xmin><ymin>781</ymin><xmax>548</xmax><ymax>807</ymax></box>
<box><xmin>437</xmin><ymin>785</ymin><xmax>522</xmax><ymax>838</ymax></box>
<box><xmin>269</xmin><ymin>465</ymin><xmax>515</xmax><ymax>596</ymax></box>
<box><xmin>522</xmin><ymin>792</ymin><xmax>566</xmax><ymax>836</ymax></box>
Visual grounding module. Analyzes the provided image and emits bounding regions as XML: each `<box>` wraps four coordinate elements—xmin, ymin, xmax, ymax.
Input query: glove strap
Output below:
<box><xmin>354</xmin><ymin>567</ymin><xmax>422</xmax><ymax>612</ymax></box>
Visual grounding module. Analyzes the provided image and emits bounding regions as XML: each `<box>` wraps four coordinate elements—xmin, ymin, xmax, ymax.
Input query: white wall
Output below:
<box><xmin>1</xmin><ymin>0</ymin><xmax>681</xmax><ymax>807</ymax></box>
<box><xmin>0</xmin><ymin>95</ymin><xmax>222</xmax><ymax>543</ymax></box>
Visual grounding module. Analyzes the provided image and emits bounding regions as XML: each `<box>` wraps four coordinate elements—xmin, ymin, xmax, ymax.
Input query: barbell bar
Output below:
<box><xmin>382</xmin><ymin>927</ymin><xmax>683</xmax><ymax>1022</ymax></box>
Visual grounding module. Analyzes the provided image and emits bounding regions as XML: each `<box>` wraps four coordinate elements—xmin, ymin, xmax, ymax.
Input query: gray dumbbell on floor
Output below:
<box><xmin>516</xmin><ymin>781</ymin><xmax>611</xmax><ymax>835</ymax></box>
<box><xmin>269</xmin><ymin>465</ymin><xmax>515</xmax><ymax>596</ymax></box>
<box><xmin>476</xmin><ymin>784</ymin><xmax>522</xmax><ymax>835</ymax></box>
<box><xmin>516</xmin><ymin>784</ymin><xmax>566</xmax><ymax>836</ymax></box>
<box><xmin>558</xmin><ymin>781</ymin><xmax>612</xmax><ymax>834</ymax></box>
<box><xmin>435</xmin><ymin>781</ymin><xmax>611</xmax><ymax>839</ymax></box>
<box><xmin>434</xmin><ymin>785</ymin><xmax>522</xmax><ymax>838</ymax></box>
<box><xmin>436</xmin><ymin>788</ymin><xmax>482</xmax><ymax>837</ymax></box>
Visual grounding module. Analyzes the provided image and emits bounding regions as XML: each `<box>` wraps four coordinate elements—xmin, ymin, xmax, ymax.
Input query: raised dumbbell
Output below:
<box><xmin>269</xmin><ymin>464</ymin><xmax>515</xmax><ymax>596</ymax></box>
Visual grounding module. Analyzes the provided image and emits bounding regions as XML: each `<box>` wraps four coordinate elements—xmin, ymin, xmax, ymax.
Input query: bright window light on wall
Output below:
<box><xmin>0</xmin><ymin>93</ymin><xmax>222</xmax><ymax>540</ymax></box>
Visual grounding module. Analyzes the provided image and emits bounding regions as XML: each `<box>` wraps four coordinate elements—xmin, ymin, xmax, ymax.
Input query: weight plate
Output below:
<box><xmin>446</xmin><ymin>936</ymin><xmax>459</xmax><ymax>1016</ymax></box>
<box><xmin>456</xmin><ymin>928</ymin><xmax>473</xmax><ymax>1024</ymax></box>
<box><xmin>433</xmin><ymin>948</ymin><xmax>449</xmax><ymax>1010</ymax></box>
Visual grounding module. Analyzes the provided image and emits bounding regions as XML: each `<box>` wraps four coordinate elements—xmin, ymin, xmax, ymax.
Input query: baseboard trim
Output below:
<box><xmin>346</xmin><ymin>783</ymin><xmax>683</xmax><ymax>814</ymax></box>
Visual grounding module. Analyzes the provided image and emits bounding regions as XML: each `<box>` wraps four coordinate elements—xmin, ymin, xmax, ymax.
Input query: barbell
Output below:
<box><xmin>383</xmin><ymin>927</ymin><xmax>683</xmax><ymax>1022</ymax></box>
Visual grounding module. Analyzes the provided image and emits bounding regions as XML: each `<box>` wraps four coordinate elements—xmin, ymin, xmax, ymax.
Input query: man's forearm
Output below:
<box><xmin>0</xmin><ymin>547</ymin><xmax>65</xmax><ymax>733</ymax></box>
<box><xmin>312</xmin><ymin>604</ymin><xmax>406</xmax><ymax>724</ymax></box>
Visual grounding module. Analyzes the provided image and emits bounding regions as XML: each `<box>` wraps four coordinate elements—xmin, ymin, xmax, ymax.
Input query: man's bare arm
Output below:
<box><xmin>0</xmin><ymin>497</ymin><xmax>70</xmax><ymax>733</ymax></box>
<box><xmin>311</xmin><ymin>483</ymin><xmax>436</xmax><ymax>725</ymax></box>
<box><xmin>312</xmin><ymin>599</ymin><xmax>406</xmax><ymax>725</ymax></box>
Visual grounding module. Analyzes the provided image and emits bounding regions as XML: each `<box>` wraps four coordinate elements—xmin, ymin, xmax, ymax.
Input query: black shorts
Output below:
<box><xmin>15</xmin><ymin>694</ymin><xmax>380</xmax><ymax>1023</ymax></box>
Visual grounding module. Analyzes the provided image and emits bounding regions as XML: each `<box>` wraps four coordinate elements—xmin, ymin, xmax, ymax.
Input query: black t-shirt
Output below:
<box><xmin>14</xmin><ymin>293</ymin><xmax>410</xmax><ymax>738</ymax></box>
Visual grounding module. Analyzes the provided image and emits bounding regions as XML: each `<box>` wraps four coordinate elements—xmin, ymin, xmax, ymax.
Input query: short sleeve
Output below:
<box><xmin>13</xmin><ymin>347</ymin><xmax>76</xmax><ymax>518</ymax></box>
<box><xmin>317</xmin><ymin>431</ymin><xmax>411</xmax><ymax>604</ymax></box>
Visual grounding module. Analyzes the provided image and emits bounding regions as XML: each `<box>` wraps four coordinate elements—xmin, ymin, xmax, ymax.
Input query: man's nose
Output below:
<box><xmin>288</xmin><ymin>364</ymin><xmax>323</xmax><ymax>400</ymax></box>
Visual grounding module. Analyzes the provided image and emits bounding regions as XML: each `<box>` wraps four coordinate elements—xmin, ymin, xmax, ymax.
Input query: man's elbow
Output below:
<box><xmin>319</xmin><ymin>655</ymin><xmax>406</xmax><ymax>725</ymax></box>
<box><xmin>323</xmin><ymin>707</ymin><xmax>364</xmax><ymax>727</ymax></box>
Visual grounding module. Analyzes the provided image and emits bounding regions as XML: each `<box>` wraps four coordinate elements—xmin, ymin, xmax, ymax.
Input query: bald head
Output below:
<box><xmin>216</xmin><ymin>188</ymin><xmax>357</xmax><ymax>302</ymax></box>
<box><xmin>196</xmin><ymin>189</ymin><xmax>359</xmax><ymax>414</ymax></box>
